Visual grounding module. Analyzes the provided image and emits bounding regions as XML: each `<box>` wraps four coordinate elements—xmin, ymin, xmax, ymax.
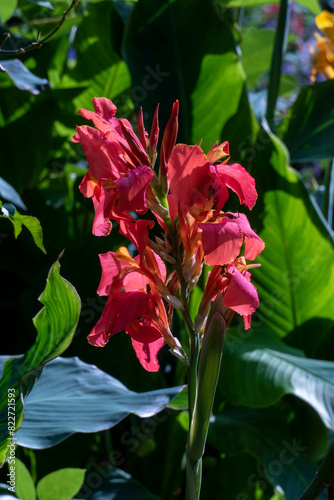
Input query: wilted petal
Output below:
<box><xmin>206</xmin><ymin>140</ymin><xmax>229</xmax><ymax>164</ymax></box>
<box><xmin>116</xmin><ymin>165</ymin><xmax>154</xmax><ymax>214</ymax></box>
<box><xmin>223</xmin><ymin>266</ymin><xmax>259</xmax><ymax>316</ymax></box>
<box><xmin>199</xmin><ymin>218</ymin><xmax>243</xmax><ymax>266</ymax></box>
<box><xmin>88</xmin><ymin>291</ymin><xmax>150</xmax><ymax>347</ymax></box>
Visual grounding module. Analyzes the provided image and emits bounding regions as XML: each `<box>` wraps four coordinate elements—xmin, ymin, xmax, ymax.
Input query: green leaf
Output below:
<box><xmin>13</xmin><ymin>212</ymin><xmax>46</xmax><ymax>253</ymax></box>
<box><xmin>123</xmin><ymin>0</ymin><xmax>257</xmax><ymax>156</ymax></box>
<box><xmin>247</xmin><ymin>129</ymin><xmax>334</xmax><ymax>356</ymax></box>
<box><xmin>14</xmin><ymin>458</ymin><xmax>36</xmax><ymax>500</ymax></box>
<box><xmin>60</xmin><ymin>1</ymin><xmax>131</xmax><ymax>110</ymax></box>
<box><xmin>36</xmin><ymin>468</ymin><xmax>85</xmax><ymax>500</ymax></box>
<box><xmin>208</xmin><ymin>406</ymin><xmax>327</xmax><ymax>500</ymax></box>
<box><xmin>0</xmin><ymin>0</ymin><xmax>17</xmax><ymax>23</ymax></box>
<box><xmin>0</xmin><ymin>208</ymin><xmax>46</xmax><ymax>253</ymax></box>
<box><xmin>8</xmin><ymin>357</ymin><xmax>184</xmax><ymax>449</ymax></box>
<box><xmin>0</xmin><ymin>256</ymin><xmax>81</xmax><ymax>466</ymax></box>
<box><xmin>220</xmin><ymin>328</ymin><xmax>334</xmax><ymax>431</ymax></box>
<box><xmin>241</xmin><ymin>29</ymin><xmax>275</xmax><ymax>89</ymax></box>
<box><xmin>281</xmin><ymin>80</ymin><xmax>334</xmax><ymax>162</ymax></box>
<box><xmin>168</xmin><ymin>386</ymin><xmax>188</xmax><ymax>410</ymax></box>
<box><xmin>216</xmin><ymin>0</ymin><xmax>320</xmax><ymax>14</ymax></box>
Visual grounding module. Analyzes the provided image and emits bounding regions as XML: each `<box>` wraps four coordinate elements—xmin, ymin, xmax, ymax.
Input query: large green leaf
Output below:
<box><xmin>208</xmin><ymin>406</ymin><xmax>327</xmax><ymax>500</ymax></box>
<box><xmin>60</xmin><ymin>1</ymin><xmax>131</xmax><ymax>111</ymax></box>
<box><xmin>123</xmin><ymin>0</ymin><xmax>257</xmax><ymax>156</ymax></box>
<box><xmin>5</xmin><ymin>356</ymin><xmax>184</xmax><ymax>448</ymax></box>
<box><xmin>0</xmin><ymin>256</ymin><xmax>81</xmax><ymax>466</ymax></box>
<box><xmin>241</xmin><ymin>29</ymin><xmax>275</xmax><ymax>89</ymax></box>
<box><xmin>219</xmin><ymin>328</ymin><xmax>334</xmax><ymax>431</ymax></box>
<box><xmin>247</xmin><ymin>129</ymin><xmax>334</xmax><ymax>356</ymax></box>
<box><xmin>281</xmin><ymin>80</ymin><xmax>334</xmax><ymax>162</ymax></box>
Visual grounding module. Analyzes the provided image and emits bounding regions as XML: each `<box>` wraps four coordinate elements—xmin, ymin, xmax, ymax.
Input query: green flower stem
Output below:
<box><xmin>266</xmin><ymin>0</ymin><xmax>291</xmax><ymax>128</ymax></box>
<box><xmin>298</xmin><ymin>441</ymin><xmax>334</xmax><ymax>499</ymax></box>
<box><xmin>186</xmin><ymin>297</ymin><xmax>226</xmax><ymax>499</ymax></box>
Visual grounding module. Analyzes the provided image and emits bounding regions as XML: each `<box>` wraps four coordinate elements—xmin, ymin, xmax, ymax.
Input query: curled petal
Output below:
<box><xmin>118</xmin><ymin>219</ymin><xmax>154</xmax><ymax>261</ymax></box>
<box><xmin>97</xmin><ymin>252</ymin><xmax>127</xmax><ymax>296</ymax></box>
<box><xmin>88</xmin><ymin>291</ymin><xmax>150</xmax><ymax>347</ymax></box>
<box><xmin>199</xmin><ymin>218</ymin><xmax>243</xmax><ymax>266</ymax></box>
<box><xmin>234</xmin><ymin>213</ymin><xmax>265</xmax><ymax>260</ymax></box>
<box><xmin>92</xmin><ymin>188</ymin><xmax>112</xmax><ymax>237</ymax></box>
<box><xmin>223</xmin><ymin>266</ymin><xmax>259</xmax><ymax>317</ymax></box>
<box><xmin>79</xmin><ymin>171</ymin><xmax>99</xmax><ymax>199</ymax></box>
<box><xmin>215</xmin><ymin>163</ymin><xmax>257</xmax><ymax>210</ymax></box>
<box><xmin>116</xmin><ymin>165</ymin><xmax>154</xmax><ymax>214</ymax></box>
<box><xmin>92</xmin><ymin>97</ymin><xmax>117</xmax><ymax>120</ymax></box>
<box><xmin>130</xmin><ymin>337</ymin><xmax>165</xmax><ymax>372</ymax></box>
<box><xmin>207</xmin><ymin>141</ymin><xmax>229</xmax><ymax>164</ymax></box>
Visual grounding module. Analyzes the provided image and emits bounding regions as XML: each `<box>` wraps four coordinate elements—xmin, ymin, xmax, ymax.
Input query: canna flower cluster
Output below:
<box><xmin>74</xmin><ymin>98</ymin><xmax>264</xmax><ymax>371</ymax></box>
<box><xmin>310</xmin><ymin>10</ymin><xmax>334</xmax><ymax>82</ymax></box>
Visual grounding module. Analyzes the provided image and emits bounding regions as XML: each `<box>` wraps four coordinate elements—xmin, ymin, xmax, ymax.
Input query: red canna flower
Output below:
<box><xmin>87</xmin><ymin>246</ymin><xmax>184</xmax><ymax>371</ymax></box>
<box><xmin>76</xmin><ymin>97</ymin><xmax>263</xmax><ymax>371</ymax></box>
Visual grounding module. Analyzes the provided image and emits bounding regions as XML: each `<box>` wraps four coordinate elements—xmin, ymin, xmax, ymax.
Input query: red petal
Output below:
<box><xmin>215</xmin><ymin>163</ymin><xmax>257</xmax><ymax>209</ymax></box>
<box><xmin>116</xmin><ymin>165</ymin><xmax>154</xmax><ymax>214</ymax></box>
<box><xmin>88</xmin><ymin>291</ymin><xmax>150</xmax><ymax>347</ymax></box>
<box><xmin>75</xmin><ymin>126</ymin><xmax>120</xmax><ymax>180</ymax></box>
<box><xmin>78</xmin><ymin>172</ymin><xmax>99</xmax><ymax>198</ymax></box>
<box><xmin>234</xmin><ymin>213</ymin><xmax>265</xmax><ymax>260</ymax></box>
<box><xmin>92</xmin><ymin>188</ymin><xmax>112</xmax><ymax>237</ymax></box>
<box><xmin>199</xmin><ymin>218</ymin><xmax>243</xmax><ymax>266</ymax></box>
<box><xmin>119</xmin><ymin>219</ymin><xmax>154</xmax><ymax>260</ymax></box>
<box><xmin>169</xmin><ymin>144</ymin><xmax>213</xmax><ymax>211</ymax></box>
<box><xmin>92</xmin><ymin>97</ymin><xmax>117</xmax><ymax>119</ymax></box>
<box><xmin>224</xmin><ymin>266</ymin><xmax>259</xmax><ymax>316</ymax></box>
<box><xmin>97</xmin><ymin>252</ymin><xmax>124</xmax><ymax>296</ymax></box>
<box><xmin>130</xmin><ymin>337</ymin><xmax>164</xmax><ymax>372</ymax></box>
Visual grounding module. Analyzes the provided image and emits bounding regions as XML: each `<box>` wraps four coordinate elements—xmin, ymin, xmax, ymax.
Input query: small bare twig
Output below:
<box><xmin>0</xmin><ymin>0</ymin><xmax>80</xmax><ymax>55</ymax></box>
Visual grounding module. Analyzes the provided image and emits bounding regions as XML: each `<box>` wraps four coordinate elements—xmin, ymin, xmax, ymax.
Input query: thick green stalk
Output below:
<box><xmin>298</xmin><ymin>441</ymin><xmax>334</xmax><ymax>499</ymax></box>
<box><xmin>266</xmin><ymin>0</ymin><xmax>291</xmax><ymax>128</ymax></box>
<box><xmin>185</xmin><ymin>295</ymin><xmax>226</xmax><ymax>499</ymax></box>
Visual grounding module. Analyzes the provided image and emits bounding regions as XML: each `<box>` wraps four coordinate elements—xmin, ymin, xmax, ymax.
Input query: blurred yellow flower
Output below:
<box><xmin>310</xmin><ymin>10</ymin><xmax>334</xmax><ymax>82</ymax></box>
